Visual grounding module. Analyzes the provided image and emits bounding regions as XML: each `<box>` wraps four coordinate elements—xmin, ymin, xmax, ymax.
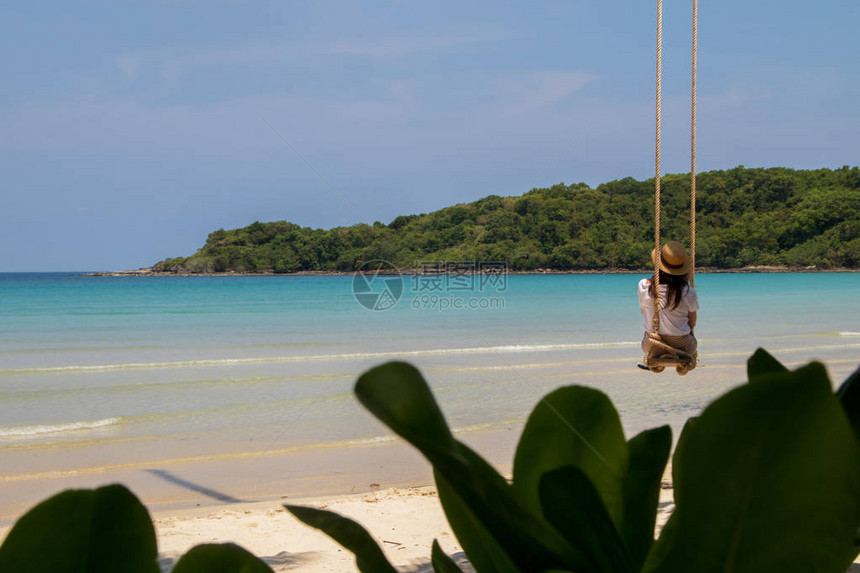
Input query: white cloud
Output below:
<box><xmin>0</xmin><ymin>83</ymin><xmax>421</xmax><ymax>159</ymax></box>
<box><xmin>492</xmin><ymin>70</ymin><xmax>598</xmax><ymax>111</ymax></box>
<box><xmin>703</xmin><ymin>86</ymin><xmax>775</xmax><ymax>114</ymax></box>
<box><xmin>114</xmin><ymin>29</ymin><xmax>506</xmax><ymax>81</ymax></box>
<box><xmin>320</xmin><ymin>33</ymin><xmax>499</xmax><ymax>59</ymax></box>
<box><xmin>116</xmin><ymin>56</ymin><xmax>141</xmax><ymax>79</ymax></box>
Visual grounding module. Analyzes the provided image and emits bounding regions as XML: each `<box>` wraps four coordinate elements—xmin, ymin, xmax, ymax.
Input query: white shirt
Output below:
<box><xmin>638</xmin><ymin>278</ymin><xmax>698</xmax><ymax>336</ymax></box>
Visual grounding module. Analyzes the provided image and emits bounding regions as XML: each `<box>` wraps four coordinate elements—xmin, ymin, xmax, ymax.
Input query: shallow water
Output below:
<box><xmin>1</xmin><ymin>272</ymin><xmax>858</xmax><ymax>520</ymax></box>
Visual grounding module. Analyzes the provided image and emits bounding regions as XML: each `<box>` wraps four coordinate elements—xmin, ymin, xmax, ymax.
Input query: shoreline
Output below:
<box><xmin>85</xmin><ymin>265</ymin><xmax>859</xmax><ymax>277</ymax></box>
<box><xmin>0</xmin><ymin>426</ymin><xmax>521</xmax><ymax>528</ymax></box>
<box><xmin>0</xmin><ymin>429</ymin><xmax>521</xmax><ymax>571</ymax></box>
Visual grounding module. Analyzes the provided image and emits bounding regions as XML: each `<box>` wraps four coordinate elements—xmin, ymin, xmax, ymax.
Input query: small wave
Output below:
<box><xmin>0</xmin><ymin>341</ymin><xmax>640</xmax><ymax>374</ymax></box>
<box><xmin>0</xmin><ymin>417</ymin><xmax>121</xmax><ymax>438</ymax></box>
<box><xmin>839</xmin><ymin>332</ymin><xmax>860</xmax><ymax>337</ymax></box>
<box><xmin>342</xmin><ymin>435</ymin><xmax>398</xmax><ymax>447</ymax></box>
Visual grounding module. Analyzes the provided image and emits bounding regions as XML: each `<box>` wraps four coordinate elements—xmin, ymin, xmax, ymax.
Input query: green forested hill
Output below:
<box><xmin>157</xmin><ymin>166</ymin><xmax>860</xmax><ymax>272</ymax></box>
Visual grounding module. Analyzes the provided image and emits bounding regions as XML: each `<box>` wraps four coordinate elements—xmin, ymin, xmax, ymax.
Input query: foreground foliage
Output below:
<box><xmin>156</xmin><ymin>166</ymin><xmax>860</xmax><ymax>272</ymax></box>
<box><xmin>1</xmin><ymin>349</ymin><xmax>859</xmax><ymax>572</ymax></box>
<box><xmin>291</xmin><ymin>350</ymin><xmax>860</xmax><ymax>573</ymax></box>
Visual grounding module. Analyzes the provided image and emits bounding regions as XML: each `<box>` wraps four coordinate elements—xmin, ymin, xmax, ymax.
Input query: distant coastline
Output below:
<box><xmin>86</xmin><ymin>265</ymin><xmax>858</xmax><ymax>277</ymax></box>
<box><xmin>105</xmin><ymin>167</ymin><xmax>857</xmax><ymax>277</ymax></box>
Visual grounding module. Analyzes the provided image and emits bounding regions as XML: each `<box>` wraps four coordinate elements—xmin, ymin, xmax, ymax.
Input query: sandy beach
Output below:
<box><xmin>0</xmin><ymin>431</ymin><xmax>515</xmax><ymax>571</ymax></box>
<box><xmin>153</xmin><ymin>485</ymin><xmax>469</xmax><ymax>572</ymax></box>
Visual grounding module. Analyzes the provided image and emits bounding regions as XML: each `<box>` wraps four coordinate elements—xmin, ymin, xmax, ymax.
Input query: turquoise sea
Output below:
<box><xmin>1</xmin><ymin>272</ymin><xmax>859</xmax><ymax>521</ymax></box>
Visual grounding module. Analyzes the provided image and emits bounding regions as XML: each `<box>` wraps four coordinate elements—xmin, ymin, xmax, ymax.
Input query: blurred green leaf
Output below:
<box><xmin>513</xmin><ymin>386</ymin><xmax>628</xmax><ymax>529</ymax></box>
<box><xmin>172</xmin><ymin>543</ymin><xmax>273</xmax><ymax>573</ymax></box>
<box><xmin>435</xmin><ymin>470</ymin><xmax>519</xmax><ymax>573</ymax></box>
<box><xmin>747</xmin><ymin>347</ymin><xmax>788</xmax><ymax>381</ymax></box>
<box><xmin>836</xmin><ymin>365</ymin><xmax>860</xmax><ymax>564</ymax></box>
<box><xmin>285</xmin><ymin>505</ymin><xmax>397</xmax><ymax>573</ymax></box>
<box><xmin>836</xmin><ymin>365</ymin><xmax>860</xmax><ymax>441</ymax></box>
<box><xmin>0</xmin><ymin>484</ymin><xmax>158</xmax><ymax>573</ymax></box>
<box><xmin>431</xmin><ymin>539</ymin><xmax>465</xmax><ymax>573</ymax></box>
<box><xmin>641</xmin><ymin>511</ymin><xmax>679</xmax><ymax>572</ymax></box>
<box><xmin>645</xmin><ymin>362</ymin><xmax>860</xmax><ymax>573</ymax></box>
<box><xmin>643</xmin><ymin>419</ymin><xmax>694</xmax><ymax>570</ymax></box>
<box><xmin>621</xmin><ymin>426</ymin><xmax>671</xmax><ymax>570</ymax></box>
<box><xmin>539</xmin><ymin>466</ymin><xmax>634</xmax><ymax>573</ymax></box>
<box><xmin>354</xmin><ymin>361</ymin><xmax>456</xmax><ymax>454</ymax></box>
<box><xmin>355</xmin><ymin>361</ymin><xmax>586</xmax><ymax>572</ymax></box>
<box><xmin>434</xmin><ymin>440</ymin><xmax>586</xmax><ymax>572</ymax></box>
<box><xmin>672</xmin><ymin>417</ymin><xmax>697</xmax><ymax>468</ymax></box>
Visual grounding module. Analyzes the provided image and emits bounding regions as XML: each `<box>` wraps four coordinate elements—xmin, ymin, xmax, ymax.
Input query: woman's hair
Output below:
<box><xmin>649</xmin><ymin>270</ymin><xmax>689</xmax><ymax>310</ymax></box>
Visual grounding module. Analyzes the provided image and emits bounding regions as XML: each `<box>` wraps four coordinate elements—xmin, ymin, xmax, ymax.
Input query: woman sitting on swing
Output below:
<box><xmin>638</xmin><ymin>241</ymin><xmax>698</xmax><ymax>371</ymax></box>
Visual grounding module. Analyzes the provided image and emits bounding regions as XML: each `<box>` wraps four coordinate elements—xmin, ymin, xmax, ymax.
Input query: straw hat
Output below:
<box><xmin>651</xmin><ymin>240</ymin><xmax>691</xmax><ymax>275</ymax></box>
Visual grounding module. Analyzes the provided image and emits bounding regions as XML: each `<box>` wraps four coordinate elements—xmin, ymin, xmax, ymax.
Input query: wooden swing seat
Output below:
<box><xmin>641</xmin><ymin>354</ymin><xmax>697</xmax><ymax>375</ymax></box>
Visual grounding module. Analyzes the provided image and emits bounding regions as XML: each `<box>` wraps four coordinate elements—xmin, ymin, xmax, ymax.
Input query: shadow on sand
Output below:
<box><xmin>146</xmin><ymin>468</ymin><xmax>247</xmax><ymax>504</ymax></box>
<box><xmin>401</xmin><ymin>551</ymin><xmax>473</xmax><ymax>572</ymax></box>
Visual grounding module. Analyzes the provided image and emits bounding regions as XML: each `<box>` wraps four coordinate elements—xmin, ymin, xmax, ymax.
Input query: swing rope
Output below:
<box><xmin>649</xmin><ymin>0</ymin><xmax>698</xmax><ymax>362</ymax></box>
<box><xmin>690</xmin><ymin>0</ymin><xmax>698</xmax><ymax>288</ymax></box>
<box><xmin>651</xmin><ymin>0</ymin><xmax>663</xmax><ymax>335</ymax></box>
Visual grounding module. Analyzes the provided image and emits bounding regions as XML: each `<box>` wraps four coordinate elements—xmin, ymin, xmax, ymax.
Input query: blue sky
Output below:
<box><xmin>1</xmin><ymin>1</ymin><xmax>857</xmax><ymax>271</ymax></box>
